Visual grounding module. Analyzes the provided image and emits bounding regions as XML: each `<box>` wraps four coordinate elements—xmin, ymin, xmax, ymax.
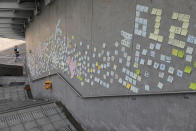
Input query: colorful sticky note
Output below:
<box><xmin>98</xmin><ymin>65</ymin><xmax>101</xmax><ymax>70</ymax></box>
<box><xmin>189</xmin><ymin>83</ymin><xmax>196</xmax><ymax>90</ymax></box>
<box><xmin>158</xmin><ymin>35</ymin><xmax>163</xmax><ymax>42</ymax></box>
<box><xmin>184</xmin><ymin>66</ymin><xmax>192</xmax><ymax>74</ymax></box>
<box><xmin>90</xmin><ymin>68</ymin><xmax>93</xmax><ymax>73</ymax></box>
<box><xmin>96</xmin><ymin>61</ymin><xmax>99</xmax><ymax>66</ymax></box>
<box><xmin>72</xmin><ymin>35</ymin><xmax>75</xmax><ymax>40</ymax></box>
<box><xmin>136</xmin><ymin>69</ymin><xmax>140</xmax><ymax>75</ymax></box>
<box><xmin>172</xmin><ymin>12</ymin><xmax>178</xmax><ymax>19</ymax></box>
<box><xmin>178</xmin><ymin>50</ymin><xmax>184</xmax><ymax>58</ymax></box>
<box><xmin>69</xmin><ymin>43</ymin><xmax>72</xmax><ymax>48</ymax></box>
<box><xmin>172</xmin><ymin>48</ymin><xmax>178</xmax><ymax>56</ymax></box>
<box><xmin>126</xmin><ymin>83</ymin><xmax>131</xmax><ymax>89</ymax></box>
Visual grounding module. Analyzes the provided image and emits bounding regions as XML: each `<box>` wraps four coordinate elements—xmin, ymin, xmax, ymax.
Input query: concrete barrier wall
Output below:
<box><xmin>26</xmin><ymin>0</ymin><xmax>196</xmax><ymax>130</ymax></box>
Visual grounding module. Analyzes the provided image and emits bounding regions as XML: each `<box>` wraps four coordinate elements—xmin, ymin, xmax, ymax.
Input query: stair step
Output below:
<box><xmin>0</xmin><ymin>102</ymin><xmax>77</xmax><ymax>131</ymax></box>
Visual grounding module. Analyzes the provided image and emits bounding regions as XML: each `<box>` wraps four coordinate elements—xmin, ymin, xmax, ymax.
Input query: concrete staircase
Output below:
<box><xmin>0</xmin><ymin>73</ymin><xmax>79</xmax><ymax>131</ymax></box>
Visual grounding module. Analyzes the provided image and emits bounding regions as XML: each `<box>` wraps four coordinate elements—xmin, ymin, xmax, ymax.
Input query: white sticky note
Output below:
<box><xmin>167</xmin><ymin>75</ymin><xmax>173</xmax><ymax>83</ymax></box>
<box><xmin>177</xmin><ymin>69</ymin><xmax>183</xmax><ymax>77</ymax></box>
<box><xmin>186</xmin><ymin>46</ymin><xmax>193</xmax><ymax>54</ymax></box>
<box><xmin>135</xmin><ymin>57</ymin><xmax>139</xmax><ymax>62</ymax></box>
<box><xmin>140</xmin><ymin>59</ymin><xmax>145</xmax><ymax>65</ymax></box>
<box><xmin>144</xmin><ymin>71</ymin><xmax>150</xmax><ymax>77</ymax></box>
<box><xmin>185</xmin><ymin>55</ymin><xmax>192</xmax><ymax>62</ymax></box>
<box><xmin>118</xmin><ymin>78</ymin><xmax>122</xmax><ymax>84</ymax></box>
<box><xmin>155</xmin><ymin>43</ymin><xmax>161</xmax><ymax>50</ymax></box>
<box><xmin>135</xmin><ymin>51</ymin><xmax>140</xmax><ymax>57</ymax></box>
<box><xmin>113</xmin><ymin>65</ymin><xmax>117</xmax><ymax>70</ymax></box>
<box><xmin>150</xmin><ymin>51</ymin><xmax>156</xmax><ymax>57</ymax></box>
<box><xmin>136</xmin><ymin>43</ymin><xmax>141</xmax><ymax>50</ymax></box>
<box><xmin>122</xmin><ymin>67</ymin><xmax>126</xmax><ymax>73</ymax></box>
<box><xmin>149</xmin><ymin>43</ymin><xmax>155</xmax><ymax>49</ymax></box>
<box><xmin>119</xmin><ymin>58</ymin><xmax>123</xmax><ymax>63</ymax></box>
<box><xmin>124</xmin><ymin>52</ymin><xmax>128</xmax><ymax>58</ymax></box>
<box><xmin>102</xmin><ymin>43</ymin><xmax>106</xmax><ymax>48</ymax></box>
<box><xmin>115</xmin><ymin>50</ymin><xmax>118</xmax><ymax>55</ymax></box>
<box><xmin>145</xmin><ymin>85</ymin><xmax>150</xmax><ymax>91</ymax></box>
<box><xmin>111</xmin><ymin>71</ymin><xmax>114</xmax><ymax>76</ymax></box>
<box><xmin>115</xmin><ymin>41</ymin><xmax>119</xmax><ymax>47</ymax></box>
<box><xmin>123</xmin><ymin>81</ymin><xmax>127</xmax><ymax>86</ymax></box>
<box><xmin>153</xmin><ymin>62</ymin><xmax>159</xmax><ymax>69</ymax></box>
<box><xmin>106</xmin><ymin>51</ymin><xmax>110</xmax><ymax>57</ymax></box>
<box><xmin>160</xmin><ymin>54</ymin><xmax>166</xmax><ymax>61</ymax></box>
<box><xmin>147</xmin><ymin>59</ymin><xmax>153</xmax><ymax>65</ymax></box>
<box><xmin>142</xmin><ymin>49</ymin><xmax>148</xmax><ymax>55</ymax></box>
<box><xmin>158</xmin><ymin>72</ymin><xmax>164</xmax><ymax>78</ymax></box>
<box><xmin>160</xmin><ymin>64</ymin><xmax>166</xmax><ymax>71</ymax></box>
<box><xmin>111</xmin><ymin>56</ymin><xmax>115</xmax><ymax>61</ymax></box>
<box><xmin>126</xmin><ymin>62</ymin><xmax>130</xmax><ymax>67</ymax></box>
<box><xmin>157</xmin><ymin>82</ymin><xmax>163</xmax><ymax>89</ymax></box>
<box><xmin>168</xmin><ymin>67</ymin><xmax>175</xmax><ymax>74</ymax></box>
<box><xmin>103</xmin><ymin>57</ymin><xmax>106</xmax><ymax>62</ymax></box>
<box><xmin>127</xmin><ymin>56</ymin><xmax>131</xmax><ymax>61</ymax></box>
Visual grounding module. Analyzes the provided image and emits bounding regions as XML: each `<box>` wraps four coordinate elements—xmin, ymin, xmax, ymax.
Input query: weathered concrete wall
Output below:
<box><xmin>25</xmin><ymin>0</ymin><xmax>196</xmax><ymax>130</ymax></box>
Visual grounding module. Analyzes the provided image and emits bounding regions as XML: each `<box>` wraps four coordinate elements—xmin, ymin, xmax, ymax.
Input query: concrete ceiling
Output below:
<box><xmin>0</xmin><ymin>0</ymin><xmax>41</xmax><ymax>40</ymax></box>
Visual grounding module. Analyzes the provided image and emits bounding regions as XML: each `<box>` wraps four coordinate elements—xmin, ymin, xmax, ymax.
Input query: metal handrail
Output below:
<box><xmin>32</xmin><ymin>72</ymin><xmax>82</xmax><ymax>97</ymax></box>
<box><xmin>30</xmin><ymin>71</ymin><xmax>196</xmax><ymax>99</ymax></box>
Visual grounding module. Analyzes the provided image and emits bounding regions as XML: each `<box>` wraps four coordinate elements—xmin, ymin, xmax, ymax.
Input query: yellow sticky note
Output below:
<box><xmin>126</xmin><ymin>83</ymin><xmax>131</xmax><ymax>89</ymax></box>
<box><xmin>178</xmin><ymin>50</ymin><xmax>184</xmax><ymax>58</ymax></box>
<box><xmin>172</xmin><ymin>12</ymin><xmax>178</xmax><ymax>19</ymax></box>
<box><xmin>72</xmin><ymin>35</ymin><xmax>75</xmax><ymax>40</ymax></box>
<box><xmin>194</xmin><ymin>61</ymin><xmax>196</xmax><ymax>68</ymax></box>
<box><xmin>169</xmin><ymin>33</ymin><xmax>175</xmax><ymax>39</ymax></box>
<box><xmin>158</xmin><ymin>35</ymin><xmax>163</xmax><ymax>42</ymax></box>
<box><xmin>169</xmin><ymin>26</ymin><xmax>176</xmax><ymax>33</ymax></box>
<box><xmin>154</xmin><ymin>23</ymin><xmax>160</xmax><ymax>28</ymax></box>
<box><xmin>175</xmin><ymin>27</ymin><xmax>182</xmax><ymax>34</ymax></box>
<box><xmin>189</xmin><ymin>83</ymin><xmax>196</xmax><ymax>90</ymax></box>
<box><xmin>69</xmin><ymin>43</ymin><xmax>72</xmax><ymax>48</ymax></box>
<box><xmin>153</xmin><ymin>34</ymin><xmax>158</xmax><ymax>41</ymax></box>
<box><xmin>78</xmin><ymin>75</ymin><xmax>83</xmax><ymax>81</ymax></box>
<box><xmin>184</xmin><ymin>66</ymin><xmax>192</xmax><ymax>74</ymax></box>
<box><xmin>178</xmin><ymin>14</ymin><xmax>184</xmax><ymax>21</ymax></box>
<box><xmin>136</xmin><ymin>69</ymin><xmax>140</xmax><ymax>75</ymax></box>
<box><xmin>155</xmin><ymin>16</ymin><xmax>161</xmax><ymax>22</ymax></box>
<box><xmin>96</xmin><ymin>61</ymin><xmax>98</xmax><ymax>66</ymax></box>
<box><xmin>156</xmin><ymin>9</ymin><xmax>162</xmax><ymax>16</ymax></box>
<box><xmin>90</xmin><ymin>68</ymin><xmax>93</xmax><ymax>73</ymax></box>
<box><xmin>149</xmin><ymin>33</ymin><xmax>154</xmax><ymax>39</ymax></box>
<box><xmin>172</xmin><ymin>49</ymin><xmax>178</xmax><ymax>56</ymax></box>
<box><xmin>154</xmin><ymin>29</ymin><xmax>159</xmax><ymax>35</ymax></box>
<box><xmin>181</xmin><ymin>29</ymin><xmax>188</xmax><ymax>36</ymax></box>
<box><xmin>98</xmin><ymin>65</ymin><xmax>101</xmax><ymax>70</ymax></box>
<box><xmin>182</xmin><ymin>22</ymin><xmax>189</xmax><ymax>29</ymax></box>
<box><xmin>151</xmin><ymin>8</ymin><xmax>157</xmax><ymax>15</ymax></box>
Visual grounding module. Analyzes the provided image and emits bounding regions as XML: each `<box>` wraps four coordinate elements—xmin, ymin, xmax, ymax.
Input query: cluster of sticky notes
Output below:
<box><xmin>134</xmin><ymin>4</ymin><xmax>148</xmax><ymax>37</ymax></box>
<box><xmin>149</xmin><ymin>8</ymin><xmax>163</xmax><ymax>42</ymax></box>
<box><xmin>168</xmin><ymin>12</ymin><xmax>190</xmax><ymax>48</ymax></box>
<box><xmin>184</xmin><ymin>66</ymin><xmax>192</xmax><ymax>74</ymax></box>
<box><xmin>78</xmin><ymin>75</ymin><xmax>83</xmax><ymax>81</ymax></box>
<box><xmin>189</xmin><ymin>83</ymin><xmax>196</xmax><ymax>90</ymax></box>
<box><xmin>121</xmin><ymin>30</ymin><xmax>132</xmax><ymax>48</ymax></box>
<box><xmin>178</xmin><ymin>50</ymin><xmax>184</xmax><ymax>58</ymax></box>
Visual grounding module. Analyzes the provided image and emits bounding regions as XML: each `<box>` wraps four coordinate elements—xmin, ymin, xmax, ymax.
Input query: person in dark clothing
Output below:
<box><xmin>14</xmin><ymin>46</ymin><xmax>20</xmax><ymax>62</ymax></box>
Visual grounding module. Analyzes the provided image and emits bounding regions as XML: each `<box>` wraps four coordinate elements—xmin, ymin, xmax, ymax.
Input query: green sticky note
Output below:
<box><xmin>189</xmin><ymin>83</ymin><xmax>196</xmax><ymax>90</ymax></box>
<box><xmin>184</xmin><ymin>66</ymin><xmax>192</xmax><ymax>74</ymax></box>
<box><xmin>178</xmin><ymin>50</ymin><xmax>184</xmax><ymax>58</ymax></box>
<box><xmin>194</xmin><ymin>61</ymin><xmax>196</xmax><ymax>68</ymax></box>
<box><xmin>136</xmin><ymin>69</ymin><xmax>140</xmax><ymax>75</ymax></box>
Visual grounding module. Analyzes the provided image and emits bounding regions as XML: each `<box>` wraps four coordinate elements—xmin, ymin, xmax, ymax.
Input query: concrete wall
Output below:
<box><xmin>25</xmin><ymin>0</ymin><xmax>196</xmax><ymax>130</ymax></box>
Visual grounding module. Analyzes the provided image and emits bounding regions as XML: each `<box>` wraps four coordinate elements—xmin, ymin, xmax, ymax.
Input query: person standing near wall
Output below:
<box><xmin>14</xmin><ymin>46</ymin><xmax>20</xmax><ymax>62</ymax></box>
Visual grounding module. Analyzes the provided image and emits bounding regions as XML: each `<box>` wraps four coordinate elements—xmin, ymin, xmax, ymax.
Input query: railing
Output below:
<box><xmin>30</xmin><ymin>71</ymin><xmax>196</xmax><ymax>99</ymax></box>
